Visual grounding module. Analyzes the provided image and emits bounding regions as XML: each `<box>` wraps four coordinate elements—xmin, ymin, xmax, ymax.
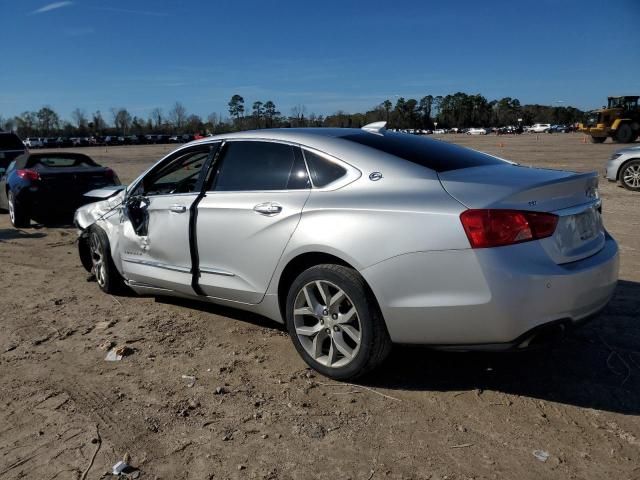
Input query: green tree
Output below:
<box><xmin>36</xmin><ymin>106</ymin><xmax>60</xmax><ymax>135</ymax></box>
<box><xmin>263</xmin><ymin>100</ymin><xmax>279</xmax><ymax>128</ymax></box>
<box><xmin>228</xmin><ymin>94</ymin><xmax>245</xmax><ymax>128</ymax></box>
<box><xmin>252</xmin><ymin>101</ymin><xmax>264</xmax><ymax>128</ymax></box>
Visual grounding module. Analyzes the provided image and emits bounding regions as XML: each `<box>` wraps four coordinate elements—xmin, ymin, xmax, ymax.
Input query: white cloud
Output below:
<box><xmin>31</xmin><ymin>1</ymin><xmax>73</xmax><ymax>15</ymax></box>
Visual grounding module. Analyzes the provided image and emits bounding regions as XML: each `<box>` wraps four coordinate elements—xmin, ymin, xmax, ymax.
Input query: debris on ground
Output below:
<box><xmin>533</xmin><ymin>450</ymin><xmax>550</xmax><ymax>462</ymax></box>
<box><xmin>182</xmin><ymin>374</ymin><xmax>196</xmax><ymax>388</ymax></box>
<box><xmin>105</xmin><ymin>345</ymin><xmax>134</xmax><ymax>361</ymax></box>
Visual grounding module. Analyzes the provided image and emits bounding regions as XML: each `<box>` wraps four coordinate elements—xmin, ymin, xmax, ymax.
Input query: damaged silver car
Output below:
<box><xmin>76</xmin><ymin>124</ymin><xmax>619</xmax><ymax>379</ymax></box>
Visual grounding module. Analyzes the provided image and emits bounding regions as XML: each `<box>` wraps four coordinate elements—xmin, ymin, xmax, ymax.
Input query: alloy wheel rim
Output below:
<box><xmin>293</xmin><ymin>280</ymin><xmax>362</xmax><ymax>368</ymax></box>
<box><xmin>89</xmin><ymin>232</ymin><xmax>106</xmax><ymax>287</ymax></box>
<box><xmin>623</xmin><ymin>165</ymin><xmax>640</xmax><ymax>188</ymax></box>
<box><xmin>8</xmin><ymin>193</ymin><xmax>14</xmax><ymax>224</ymax></box>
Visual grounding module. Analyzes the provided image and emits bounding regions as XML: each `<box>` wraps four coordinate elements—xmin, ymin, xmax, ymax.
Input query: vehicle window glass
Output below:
<box><xmin>213</xmin><ymin>141</ymin><xmax>308</xmax><ymax>191</ymax></box>
<box><xmin>6</xmin><ymin>161</ymin><xmax>16</xmax><ymax>174</ymax></box>
<box><xmin>341</xmin><ymin>131</ymin><xmax>504</xmax><ymax>173</ymax></box>
<box><xmin>303</xmin><ymin>150</ymin><xmax>347</xmax><ymax>187</ymax></box>
<box><xmin>0</xmin><ymin>134</ymin><xmax>25</xmax><ymax>150</ymax></box>
<box><xmin>32</xmin><ymin>156</ymin><xmax>96</xmax><ymax>168</ymax></box>
<box><xmin>144</xmin><ymin>149</ymin><xmax>210</xmax><ymax>196</ymax></box>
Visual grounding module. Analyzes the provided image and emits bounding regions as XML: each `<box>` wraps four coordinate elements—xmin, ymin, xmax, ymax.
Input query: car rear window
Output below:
<box><xmin>29</xmin><ymin>155</ymin><xmax>98</xmax><ymax>168</ymax></box>
<box><xmin>0</xmin><ymin>133</ymin><xmax>25</xmax><ymax>150</ymax></box>
<box><xmin>340</xmin><ymin>132</ymin><xmax>504</xmax><ymax>172</ymax></box>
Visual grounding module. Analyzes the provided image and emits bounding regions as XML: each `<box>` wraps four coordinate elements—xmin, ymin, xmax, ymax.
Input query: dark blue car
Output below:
<box><xmin>0</xmin><ymin>152</ymin><xmax>120</xmax><ymax>227</ymax></box>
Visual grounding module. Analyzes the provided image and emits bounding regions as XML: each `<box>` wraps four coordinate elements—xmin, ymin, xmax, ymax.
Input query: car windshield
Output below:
<box><xmin>341</xmin><ymin>131</ymin><xmax>504</xmax><ymax>172</ymax></box>
<box><xmin>0</xmin><ymin>134</ymin><xmax>25</xmax><ymax>150</ymax></box>
<box><xmin>29</xmin><ymin>155</ymin><xmax>98</xmax><ymax>168</ymax></box>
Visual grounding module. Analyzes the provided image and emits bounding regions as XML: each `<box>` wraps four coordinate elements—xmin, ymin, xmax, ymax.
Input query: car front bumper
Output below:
<box><xmin>360</xmin><ymin>233</ymin><xmax>619</xmax><ymax>347</ymax></box>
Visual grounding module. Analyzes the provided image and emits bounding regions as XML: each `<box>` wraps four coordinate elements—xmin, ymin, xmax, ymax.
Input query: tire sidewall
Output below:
<box><xmin>285</xmin><ymin>265</ymin><xmax>379</xmax><ymax>380</ymax></box>
<box><xmin>89</xmin><ymin>226</ymin><xmax>120</xmax><ymax>294</ymax></box>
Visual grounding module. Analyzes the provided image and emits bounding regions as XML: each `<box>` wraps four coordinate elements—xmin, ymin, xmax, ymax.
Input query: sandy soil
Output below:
<box><xmin>0</xmin><ymin>133</ymin><xmax>638</xmax><ymax>480</ymax></box>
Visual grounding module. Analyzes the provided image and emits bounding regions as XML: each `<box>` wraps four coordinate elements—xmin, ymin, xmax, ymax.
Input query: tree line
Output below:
<box><xmin>0</xmin><ymin>93</ymin><xmax>587</xmax><ymax>138</ymax></box>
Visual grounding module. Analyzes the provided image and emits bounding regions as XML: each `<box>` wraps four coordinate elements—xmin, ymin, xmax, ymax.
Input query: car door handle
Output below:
<box><xmin>253</xmin><ymin>202</ymin><xmax>283</xmax><ymax>216</ymax></box>
<box><xmin>169</xmin><ymin>204</ymin><xmax>187</xmax><ymax>213</ymax></box>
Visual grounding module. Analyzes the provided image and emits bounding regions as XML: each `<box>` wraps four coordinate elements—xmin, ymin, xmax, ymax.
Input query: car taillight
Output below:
<box><xmin>105</xmin><ymin>168</ymin><xmax>119</xmax><ymax>182</ymax></box>
<box><xmin>16</xmin><ymin>169</ymin><xmax>41</xmax><ymax>182</ymax></box>
<box><xmin>460</xmin><ymin>209</ymin><xmax>558</xmax><ymax>248</ymax></box>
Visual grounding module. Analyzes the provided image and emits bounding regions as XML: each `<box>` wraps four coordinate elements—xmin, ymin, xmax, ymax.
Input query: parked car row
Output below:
<box><xmin>23</xmin><ymin>133</ymin><xmax>205</xmax><ymax>149</ymax></box>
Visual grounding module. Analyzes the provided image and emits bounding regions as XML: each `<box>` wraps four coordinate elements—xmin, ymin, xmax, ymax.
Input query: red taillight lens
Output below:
<box><xmin>460</xmin><ymin>209</ymin><xmax>558</xmax><ymax>248</ymax></box>
<box><xmin>16</xmin><ymin>169</ymin><xmax>41</xmax><ymax>182</ymax></box>
<box><xmin>105</xmin><ymin>168</ymin><xmax>120</xmax><ymax>182</ymax></box>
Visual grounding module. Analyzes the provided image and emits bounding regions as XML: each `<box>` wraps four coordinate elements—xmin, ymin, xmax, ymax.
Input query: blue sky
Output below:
<box><xmin>0</xmin><ymin>0</ymin><xmax>639</xmax><ymax>122</ymax></box>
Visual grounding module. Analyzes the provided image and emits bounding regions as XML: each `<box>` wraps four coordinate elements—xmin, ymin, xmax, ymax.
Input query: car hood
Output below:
<box><xmin>74</xmin><ymin>188</ymin><xmax>125</xmax><ymax>229</ymax></box>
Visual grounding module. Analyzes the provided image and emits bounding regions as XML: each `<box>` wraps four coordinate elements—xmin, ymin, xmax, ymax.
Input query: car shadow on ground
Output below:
<box><xmin>367</xmin><ymin>279</ymin><xmax>640</xmax><ymax>415</ymax></box>
<box><xmin>158</xmin><ymin>281</ymin><xmax>639</xmax><ymax>415</ymax></box>
<box><xmin>0</xmin><ymin>228</ymin><xmax>46</xmax><ymax>241</ymax></box>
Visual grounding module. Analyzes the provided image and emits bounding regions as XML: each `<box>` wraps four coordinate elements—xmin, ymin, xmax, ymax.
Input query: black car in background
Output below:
<box><xmin>0</xmin><ymin>132</ymin><xmax>28</xmax><ymax>171</ymax></box>
<box><xmin>0</xmin><ymin>152</ymin><xmax>120</xmax><ymax>227</ymax></box>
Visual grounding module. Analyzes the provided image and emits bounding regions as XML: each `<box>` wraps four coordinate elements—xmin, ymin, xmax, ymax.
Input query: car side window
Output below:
<box><xmin>6</xmin><ymin>161</ymin><xmax>16</xmax><ymax>175</ymax></box>
<box><xmin>212</xmin><ymin>141</ymin><xmax>309</xmax><ymax>191</ymax></box>
<box><xmin>303</xmin><ymin>150</ymin><xmax>347</xmax><ymax>187</ymax></box>
<box><xmin>143</xmin><ymin>148</ymin><xmax>211</xmax><ymax>196</ymax></box>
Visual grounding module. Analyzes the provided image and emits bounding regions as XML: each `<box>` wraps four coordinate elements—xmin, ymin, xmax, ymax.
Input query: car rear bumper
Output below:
<box><xmin>360</xmin><ymin>233</ymin><xmax>619</xmax><ymax>346</ymax></box>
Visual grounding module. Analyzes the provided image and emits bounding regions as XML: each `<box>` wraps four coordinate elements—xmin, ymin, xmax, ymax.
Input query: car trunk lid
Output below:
<box><xmin>36</xmin><ymin>166</ymin><xmax>115</xmax><ymax>198</ymax></box>
<box><xmin>439</xmin><ymin>164</ymin><xmax>604</xmax><ymax>264</ymax></box>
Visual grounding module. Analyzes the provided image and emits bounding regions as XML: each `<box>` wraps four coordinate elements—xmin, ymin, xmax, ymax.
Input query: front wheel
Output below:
<box><xmin>615</xmin><ymin>123</ymin><xmax>634</xmax><ymax>143</ymax></box>
<box><xmin>8</xmin><ymin>191</ymin><xmax>30</xmax><ymax>228</ymax></box>
<box><xmin>620</xmin><ymin>160</ymin><xmax>640</xmax><ymax>192</ymax></box>
<box><xmin>88</xmin><ymin>226</ymin><xmax>126</xmax><ymax>294</ymax></box>
<box><xmin>286</xmin><ymin>264</ymin><xmax>391</xmax><ymax>380</ymax></box>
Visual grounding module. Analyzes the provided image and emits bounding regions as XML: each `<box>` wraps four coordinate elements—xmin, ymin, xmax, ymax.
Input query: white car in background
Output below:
<box><xmin>24</xmin><ymin>137</ymin><xmax>44</xmax><ymax>148</ymax></box>
<box><xmin>466</xmin><ymin>128</ymin><xmax>487</xmax><ymax>135</ymax></box>
<box><xmin>529</xmin><ymin>123</ymin><xmax>551</xmax><ymax>133</ymax></box>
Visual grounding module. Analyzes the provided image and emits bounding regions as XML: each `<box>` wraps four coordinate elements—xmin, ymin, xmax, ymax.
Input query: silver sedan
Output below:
<box><xmin>605</xmin><ymin>145</ymin><xmax>640</xmax><ymax>191</ymax></box>
<box><xmin>75</xmin><ymin>123</ymin><xmax>619</xmax><ymax>379</ymax></box>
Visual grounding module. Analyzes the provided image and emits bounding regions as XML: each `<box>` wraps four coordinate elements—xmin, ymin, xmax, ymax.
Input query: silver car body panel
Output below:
<box><xmin>75</xmin><ymin>128</ymin><xmax>619</xmax><ymax>348</ymax></box>
<box><xmin>605</xmin><ymin>145</ymin><xmax>640</xmax><ymax>182</ymax></box>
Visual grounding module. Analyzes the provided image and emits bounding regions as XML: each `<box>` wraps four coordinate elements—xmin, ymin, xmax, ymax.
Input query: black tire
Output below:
<box><xmin>620</xmin><ymin>159</ymin><xmax>640</xmax><ymax>192</ymax></box>
<box><xmin>88</xmin><ymin>225</ymin><xmax>126</xmax><ymax>294</ymax></box>
<box><xmin>615</xmin><ymin>123</ymin><xmax>634</xmax><ymax>143</ymax></box>
<box><xmin>8</xmin><ymin>191</ymin><xmax>30</xmax><ymax>228</ymax></box>
<box><xmin>285</xmin><ymin>264</ymin><xmax>392</xmax><ymax>380</ymax></box>
<box><xmin>590</xmin><ymin>136</ymin><xmax>606</xmax><ymax>144</ymax></box>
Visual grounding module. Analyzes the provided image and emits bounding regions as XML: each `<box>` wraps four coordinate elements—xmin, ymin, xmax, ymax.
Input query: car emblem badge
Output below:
<box><xmin>369</xmin><ymin>172</ymin><xmax>383</xmax><ymax>181</ymax></box>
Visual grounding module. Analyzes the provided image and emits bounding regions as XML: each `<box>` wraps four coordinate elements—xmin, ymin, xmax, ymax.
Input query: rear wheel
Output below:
<box><xmin>8</xmin><ymin>191</ymin><xmax>30</xmax><ymax>228</ymax></box>
<box><xmin>88</xmin><ymin>225</ymin><xmax>125</xmax><ymax>294</ymax></box>
<box><xmin>286</xmin><ymin>264</ymin><xmax>391</xmax><ymax>380</ymax></box>
<box><xmin>615</xmin><ymin>123</ymin><xmax>634</xmax><ymax>143</ymax></box>
<box><xmin>620</xmin><ymin>160</ymin><xmax>640</xmax><ymax>192</ymax></box>
<box><xmin>590</xmin><ymin>136</ymin><xmax>606</xmax><ymax>144</ymax></box>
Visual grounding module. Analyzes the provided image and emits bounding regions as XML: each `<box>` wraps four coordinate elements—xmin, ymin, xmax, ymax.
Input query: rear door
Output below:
<box><xmin>195</xmin><ymin>140</ymin><xmax>311</xmax><ymax>304</ymax></box>
<box><xmin>119</xmin><ymin>144</ymin><xmax>217</xmax><ymax>294</ymax></box>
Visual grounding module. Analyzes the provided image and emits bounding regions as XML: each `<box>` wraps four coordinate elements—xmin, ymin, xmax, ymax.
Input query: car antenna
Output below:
<box><xmin>361</xmin><ymin>121</ymin><xmax>387</xmax><ymax>134</ymax></box>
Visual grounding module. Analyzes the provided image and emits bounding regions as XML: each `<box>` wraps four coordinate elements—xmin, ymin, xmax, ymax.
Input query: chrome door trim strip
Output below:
<box><xmin>122</xmin><ymin>257</ymin><xmax>192</xmax><ymax>274</ymax></box>
<box><xmin>199</xmin><ymin>266</ymin><xmax>236</xmax><ymax>277</ymax></box>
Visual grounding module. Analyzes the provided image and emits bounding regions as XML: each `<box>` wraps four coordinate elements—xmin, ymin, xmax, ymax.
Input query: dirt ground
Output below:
<box><xmin>1</xmin><ymin>133</ymin><xmax>639</xmax><ymax>480</ymax></box>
